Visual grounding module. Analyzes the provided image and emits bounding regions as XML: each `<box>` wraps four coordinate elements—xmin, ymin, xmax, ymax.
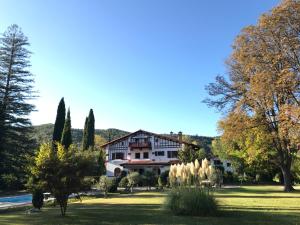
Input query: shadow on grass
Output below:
<box><xmin>0</xmin><ymin>202</ymin><xmax>299</xmax><ymax>225</ymax></box>
<box><xmin>216</xmin><ymin>195</ymin><xmax>300</xmax><ymax>199</ymax></box>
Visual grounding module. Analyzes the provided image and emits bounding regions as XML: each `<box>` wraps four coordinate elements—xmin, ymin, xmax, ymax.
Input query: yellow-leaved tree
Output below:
<box><xmin>205</xmin><ymin>0</ymin><xmax>300</xmax><ymax>191</ymax></box>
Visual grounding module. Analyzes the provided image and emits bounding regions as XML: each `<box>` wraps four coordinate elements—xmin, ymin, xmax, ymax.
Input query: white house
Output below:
<box><xmin>101</xmin><ymin>130</ymin><xmax>200</xmax><ymax>177</ymax></box>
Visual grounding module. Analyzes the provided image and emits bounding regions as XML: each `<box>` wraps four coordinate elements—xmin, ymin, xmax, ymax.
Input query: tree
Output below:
<box><xmin>82</xmin><ymin>109</ymin><xmax>95</xmax><ymax>150</ymax></box>
<box><xmin>29</xmin><ymin>143</ymin><xmax>96</xmax><ymax>216</ymax></box>
<box><xmin>61</xmin><ymin>108</ymin><xmax>72</xmax><ymax>149</ymax></box>
<box><xmin>82</xmin><ymin>117</ymin><xmax>88</xmax><ymax>150</ymax></box>
<box><xmin>0</xmin><ymin>24</ymin><xmax>36</xmax><ymax>189</ymax></box>
<box><xmin>178</xmin><ymin>145</ymin><xmax>207</xmax><ymax>163</ymax></box>
<box><xmin>204</xmin><ymin>0</ymin><xmax>300</xmax><ymax>191</ymax></box>
<box><xmin>53</xmin><ymin>98</ymin><xmax>65</xmax><ymax>143</ymax></box>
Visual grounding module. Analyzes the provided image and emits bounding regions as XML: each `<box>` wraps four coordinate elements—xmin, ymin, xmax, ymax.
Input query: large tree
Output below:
<box><xmin>205</xmin><ymin>0</ymin><xmax>300</xmax><ymax>191</ymax></box>
<box><xmin>52</xmin><ymin>98</ymin><xmax>65</xmax><ymax>143</ymax></box>
<box><xmin>61</xmin><ymin>108</ymin><xmax>72</xmax><ymax>149</ymax></box>
<box><xmin>82</xmin><ymin>109</ymin><xmax>95</xmax><ymax>150</ymax></box>
<box><xmin>0</xmin><ymin>24</ymin><xmax>36</xmax><ymax>189</ymax></box>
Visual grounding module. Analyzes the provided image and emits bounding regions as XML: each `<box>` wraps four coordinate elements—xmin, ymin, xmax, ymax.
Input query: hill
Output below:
<box><xmin>32</xmin><ymin>124</ymin><xmax>214</xmax><ymax>153</ymax></box>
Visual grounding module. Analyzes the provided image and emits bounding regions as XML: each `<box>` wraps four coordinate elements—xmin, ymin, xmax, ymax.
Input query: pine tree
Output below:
<box><xmin>53</xmin><ymin>98</ymin><xmax>65</xmax><ymax>143</ymax></box>
<box><xmin>0</xmin><ymin>24</ymin><xmax>36</xmax><ymax>189</ymax></box>
<box><xmin>82</xmin><ymin>109</ymin><xmax>95</xmax><ymax>150</ymax></box>
<box><xmin>82</xmin><ymin>117</ymin><xmax>88</xmax><ymax>150</ymax></box>
<box><xmin>61</xmin><ymin>108</ymin><xmax>72</xmax><ymax>149</ymax></box>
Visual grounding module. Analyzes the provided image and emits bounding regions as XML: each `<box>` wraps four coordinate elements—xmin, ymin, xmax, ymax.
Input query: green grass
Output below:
<box><xmin>0</xmin><ymin>185</ymin><xmax>299</xmax><ymax>225</ymax></box>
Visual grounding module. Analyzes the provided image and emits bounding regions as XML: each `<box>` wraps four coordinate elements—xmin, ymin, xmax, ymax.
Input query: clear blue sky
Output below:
<box><xmin>1</xmin><ymin>0</ymin><xmax>280</xmax><ymax>136</ymax></box>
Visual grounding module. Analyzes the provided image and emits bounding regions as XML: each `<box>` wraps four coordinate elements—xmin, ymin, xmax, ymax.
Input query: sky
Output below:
<box><xmin>0</xmin><ymin>0</ymin><xmax>280</xmax><ymax>136</ymax></box>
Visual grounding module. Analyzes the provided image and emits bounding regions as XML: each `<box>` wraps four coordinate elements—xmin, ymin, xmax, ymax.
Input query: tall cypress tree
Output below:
<box><xmin>61</xmin><ymin>108</ymin><xmax>72</xmax><ymax>149</ymax></box>
<box><xmin>53</xmin><ymin>98</ymin><xmax>65</xmax><ymax>143</ymax></box>
<box><xmin>87</xmin><ymin>109</ymin><xmax>95</xmax><ymax>148</ymax></box>
<box><xmin>82</xmin><ymin>109</ymin><xmax>95</xmax><ymax>150</ymax></box>
<box><xmin>0</xmin><ymin>24</ymin><xmax>36</xmax><ymax>189</ymax></box>
<box><xmin>82</xmin><ymin>117</ymin><xmax>88</xmax><ymax>150</ymax></box>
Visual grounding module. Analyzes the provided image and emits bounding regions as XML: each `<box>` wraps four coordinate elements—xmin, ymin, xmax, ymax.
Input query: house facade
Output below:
<box><xmin>102</xmin><ymin>130</ymin><xmax>200</xmax><ymax>177</ymax></box>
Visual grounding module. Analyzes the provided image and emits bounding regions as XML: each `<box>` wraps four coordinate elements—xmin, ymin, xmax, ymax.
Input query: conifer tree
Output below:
<box><xmin>82</xmin><ymin>109</ymin><xmax>95</xmax><ymax>150</ymax></box>
<box><xmin>82</xmin><ymin>117</ymin><xmax>88</xmax><ymax>150</ymax></box>
<box><xmin>61</xmin><ymin>108</ymin><xmax>72</xmax><ymax>149</ymax></box>
<box><xmin>87</xmin><ymin>109</ymin><xmax>95</xmax><ymax>148</ymax></box>
<box><xmin>0</xmin><ymin>24</ymin><xmax>36</xmax><ymax>189</ymax></box>
<box><xmin>53</xmin><ymin>98</ymin><xmax>65</xmax><ymax>143</ymax></box>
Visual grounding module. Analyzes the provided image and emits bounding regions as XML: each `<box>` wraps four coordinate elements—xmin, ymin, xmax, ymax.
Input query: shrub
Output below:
<box><xmin>119</xmin><ymin>176</ymin><xmax>129</xmax><ymax>188</ymax></box>
<box><xmin>159</xmin><ymin>170</ymin><xmax>169</xmax><ymax>186</ymax></box>
<box><xmin>32</xmin><ymin>189</ymin><xmax>44</xmax><ymax>210</ymax></box>
<box><xmin>142</xmin><ymin>171</ymin><xmax>157</xmax><ymax>189</ymax></box>
<box><xmin>209</xmin><ymin>167</ymin><xmax>223</xmax><ymax>187</ymax></box>
<box><xmin>98</xmin><ymin>176</ymin><xmax>113</xmax><ymax>198</ymax></box>
<box><xmin>164</xmin><ymin>187</ymin><xmax>218</xmax><ymax>216</ymax></box>
<box><xmin>108</xmin><ymin>177</ymin><xmax>118</xmax><ymax>193</ymax></box>
<box><xmin>127</xmin><ymin>172</ymin><xmax>140</xmax><ymax>192</ymax></box>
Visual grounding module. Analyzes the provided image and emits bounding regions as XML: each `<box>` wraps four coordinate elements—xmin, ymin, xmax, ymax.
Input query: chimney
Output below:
<box><xmin>178</xmin><ymin>131</ymin><xmax>182</xmax><ymax>143</ymax></box>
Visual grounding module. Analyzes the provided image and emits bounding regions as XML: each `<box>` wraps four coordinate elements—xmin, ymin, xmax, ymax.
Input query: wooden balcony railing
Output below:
<box><xmin>129</xmin><ymin>142</ymin><xmax>152</xmax><ymax>150</ymax></box>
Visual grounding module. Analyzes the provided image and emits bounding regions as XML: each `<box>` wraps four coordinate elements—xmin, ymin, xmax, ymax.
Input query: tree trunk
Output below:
<box><xmin>281</xmin><ymin>166</ymin><xmax>294</xmax><ymax>192</ymax></box>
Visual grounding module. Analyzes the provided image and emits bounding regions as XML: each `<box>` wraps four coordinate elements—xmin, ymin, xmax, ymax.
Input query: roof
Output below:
<box><xmin>120</xmin><ymin>160</ymin><xmax>180</xmax><ymax>167</ymax></box>
<box><xmin>101</xmin><ymin>129</ymin><xmax>200</xmax><ymax>148</ymax></box>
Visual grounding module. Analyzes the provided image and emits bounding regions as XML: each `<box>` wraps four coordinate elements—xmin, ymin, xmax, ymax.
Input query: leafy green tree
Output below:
<box><xmin>29</xmin><ymin>143</ymin><xmax>96</xmax><ymax>216</ymax></box>
<box><xmin>178</xmin><ymin>145</ymin><xmax>206</xmax><ymax>163</ymax></box>
<box><xmin>53</xmin><ymin>98</ymin><xmax>65</xmax><ymax>143</ymax></box>
<box><xmin>0</xmin><ymin>24</ymin><xmax>36</xmax><ymax>189</ymax></box>
<box><xmin>61</xmin><ymin>108</ymin><xmax>72</xmax><ymax>149</ymax></box>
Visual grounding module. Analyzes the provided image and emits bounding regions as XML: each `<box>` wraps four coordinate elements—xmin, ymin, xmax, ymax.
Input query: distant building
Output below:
<box><xmin>101</xmin><ymin>130</ymin><xmax>200</xmax><ymax>177</ymax></box>
<box><xmin>210</xmin><ymin>157</ymin><xmax>233</xmax><ymax>173</ymax></box>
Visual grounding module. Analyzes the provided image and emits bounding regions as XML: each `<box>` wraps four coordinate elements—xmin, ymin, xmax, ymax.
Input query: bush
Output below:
<box><xmin>209</xmin><ymin>167</ymin><xmax>223</xmax><ymax>187</ymax></box>
<box><xmin>164</xmin><ymin>187</ymin><xmax>218</xmax><ymax>216</ymax></box>
<box><xmin>142</xmin><ymin>171</ymin><xmax>157</xmax><ymax>189</ymax></box>
<box><xmin>119</xmin><ymin>177</ymin><xmax>129</xmax><ymax>188</ymax></box>
<box><xmin>127</xmin><ymin>172</ymin><xmax>140</xmax><ymax>192</ymax></box>
<box><xmin>159</xmin><ymin>170</ymin><xmax>169</xmax><ymax>187</ymax></box>
<box><xmin>32</xmin><ymin>189</ymin><xmax>44</xmax><ymax>210</ymax></box>
<box><xmin>98</xmin><ymin>176</ymin><xmax>114</xmax><ymax>198</ymax></box>
<box><xmin>108</xmin><ymin>177</ymin><xmax>118</xmax><ymax>193</ymax></box>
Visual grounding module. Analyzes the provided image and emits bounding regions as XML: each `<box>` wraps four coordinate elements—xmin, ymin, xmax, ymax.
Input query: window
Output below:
<box><xmin>167</xmin><ymin>151</ymin><xmax>178</xmax><ymax>158</ymax></box>
<box><xmin>135</xmin><ymin>152</ymin><xmax>140</xmax><ymax>159</ymax></box>
<box><xmin>143</xmin><ymin>152</ymin><xmax>149</xmax><ymax>159</ymax></box>
<box><xmin>155</xmin><ymin>151</ymin><xmax>164</xmax><ymax>156</ymax></box>
<box><xmin>112</xmin><ymin>152</ymin><xmax>124</xmax><ymax>160</ymax></box>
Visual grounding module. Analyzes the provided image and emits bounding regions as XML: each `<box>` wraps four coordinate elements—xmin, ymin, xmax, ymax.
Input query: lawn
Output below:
<box><xmin>0</xmin><ymin>185</ymin><xmax>299</xmax><ymax>225</ymax></box>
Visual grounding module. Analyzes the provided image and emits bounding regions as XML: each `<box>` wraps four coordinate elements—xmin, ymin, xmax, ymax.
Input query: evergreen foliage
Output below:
<box><xmin>0</xmin><ymin>24</ymin><xmax>36</xmax><ymax>189</ymax></box>
<box><xmin>52</xmin><ymin>98</ymin><xmax>65</xmax><ymax>143</ymax></box>
<box><xmin>82</xmin><ymin>117</ymin><xmax>88</xmax><ymax>150</ymax></box>
<box><xmin>32</xmin><ymin>189</ymin><xmax>44</xmax><ymax>210</ymax></box>
<box><xmin>82</xmin><ymin>109</ymin><xmax>95</xmax><ymax>150</ymax></box>
<box><xmin>61</xmin><ymin>108</ymin><xmax>72</xmax><ymax>149</ymax></box>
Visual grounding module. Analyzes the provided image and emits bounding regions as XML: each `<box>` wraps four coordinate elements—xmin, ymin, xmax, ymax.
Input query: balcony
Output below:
<box><xmin>129</xmin><ymin>142</ymin><xmax>152</xmax><ymax>150</ymax></box>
